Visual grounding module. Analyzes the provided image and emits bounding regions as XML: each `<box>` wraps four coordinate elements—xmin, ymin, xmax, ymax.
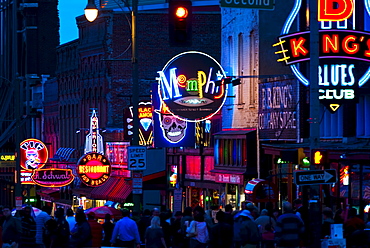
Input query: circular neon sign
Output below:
<box><xmin>157</xmin><ymin>51</ymin><xmax>227</xmax><ymax>122</ymax></box>
<box><xmin>20</xmin><ymin>138</ymin><xmax>49</xmax><ymax>170</ymax></box>
<box><xmin>77</xmin><ymin>152</ymin><xmax>111</xmax><ymax>187</ymax></box>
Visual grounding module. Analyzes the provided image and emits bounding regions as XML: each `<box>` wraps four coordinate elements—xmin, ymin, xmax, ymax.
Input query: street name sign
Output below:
<box><xmin>294</xmin><ymin>169</ymin><xmax>337</xmax><ymax>185</ymax></box>
<box><xmin>128</xmin><ymin>146</ymin><xmax>147</xmax><ymax>170</ymax></box>
<box><xmin>220</xmin><ymin>0</ymin><xmax>275</xmax><ymax>10</ymax></box>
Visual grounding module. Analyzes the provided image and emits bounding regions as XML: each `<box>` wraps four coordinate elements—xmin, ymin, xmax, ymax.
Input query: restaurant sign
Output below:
<box><xmin>77</xmin><ymin>152</ymin><xmax>111</xmax><ymax>187</ymax></box>
<box><xmin>32</xmin><ymin>168</ymin><xmax>75</xmax><ymax>187</ymax></box>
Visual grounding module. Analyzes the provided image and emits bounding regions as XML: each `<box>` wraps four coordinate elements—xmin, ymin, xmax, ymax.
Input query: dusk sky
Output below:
<box><xmin>58</xmin><ymin>0</ymin><xmax>85</xmax><ymax>44</ymax></box>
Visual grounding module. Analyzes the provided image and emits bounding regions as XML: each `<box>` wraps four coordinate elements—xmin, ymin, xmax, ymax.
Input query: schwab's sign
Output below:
<box><xmin>32</xmin><ymin>168</ymin><xmax>74</xmax><ymax>187</ymax></box>
<box><xmin>274</xmin><ymin>0</ymin><xmax>370</xmax><ymax>113</ymax></box>
<box><xmin>220</xmin><ymin>0</ymin><xmax>275</xmax><ymax>10</ymax></box>
<box><xmin>156</xmin><ymin>51</ymin><xmax>227</xmax><ymax>122</ymax></box>
<box><xmin>77</xmin><ymin>152</ymin><xmax>111</xmax><ymax>187</ymax></box>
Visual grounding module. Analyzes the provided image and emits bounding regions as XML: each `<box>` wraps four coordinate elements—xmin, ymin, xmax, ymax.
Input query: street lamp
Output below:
<box><xmin>84</xmin><ymin>0</ymin><xmax>141</xmax><ymax>211</ymax></box>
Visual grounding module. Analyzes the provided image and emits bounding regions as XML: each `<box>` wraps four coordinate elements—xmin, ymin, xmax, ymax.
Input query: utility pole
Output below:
<box><xmin>309</xmin><ymin>0</ymin><xmax>321</xmax><ymax>247</ymax></box>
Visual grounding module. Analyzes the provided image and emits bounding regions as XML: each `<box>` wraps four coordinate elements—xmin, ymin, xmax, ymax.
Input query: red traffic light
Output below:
<box><xmin>175</xmin><ymin>6</ymin><xmax>188</xmax><ymax>18</ymax></box>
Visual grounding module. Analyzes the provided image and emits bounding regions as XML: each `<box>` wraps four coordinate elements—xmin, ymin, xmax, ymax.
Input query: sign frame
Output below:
<box><xmin>127</xmin><ymin>146</ymin><xmax>147</xmax><ymax>171</ymax></box>
<box><xmin>294</xmin><ymin>169</ymin><xmax>337</xmax><ymax>185</ymax></box>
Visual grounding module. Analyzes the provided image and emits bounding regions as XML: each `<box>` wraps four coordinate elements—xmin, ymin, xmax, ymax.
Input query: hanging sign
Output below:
<box><xmin>77</xmin><ymin>152</ymin><xmax>111</xmax><ymax>187</ymax></box>
<box><xmin>156</xmin><ymin>51</ymin><xmax>227</xmax><ymax>122</ymax></box>
<box><xmin>20</xmin><ymin>138</ymin><xmax>49</xmax><ymax>170</ymax></box>
<box><xmin>274</xmin><ymin>0</ymin><xmax>370</xmax><ymax>113</ymax></box>
<box><xmin>31</xmin><ymin>168</ymin><xmax>75</xmax><ymax>187</ymax></box>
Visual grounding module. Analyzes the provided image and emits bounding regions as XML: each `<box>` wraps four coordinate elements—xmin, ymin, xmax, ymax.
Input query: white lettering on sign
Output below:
<box><xmin>319</xmin><ymin>64</ymin><xmax>355</xmax><ymax>86</ymax></box>
<box><xmin>224</xmin><ymin>0</ymin><xmax>270</xmax><ymax>6</ymax></box>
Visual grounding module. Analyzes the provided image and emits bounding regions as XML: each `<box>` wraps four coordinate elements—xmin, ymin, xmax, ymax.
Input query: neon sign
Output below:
<box><xmin>20</xmin><ymin>138</ymin><xmax>48</xmax><ymax>170</ymax></box>
<box><xmin>127</xmin><ymin>101</ymin><xmax>153</xmax><ymax>146</ymax></box>
<box><xmin>85</xmin><ymin>110</ymin><xmax>104</xmax><ymax>154</ymax></box>
<box><xmin>274</xmin><ymin>0</ymin><xmax>370</xmax><ymax>113</ymax></box>
<box><xmin>77</xmin><ymin>152</ymin><xmax>111</xmax><ymax>187</ymax></box>
<box><xmin>156</xmin><ymin>51</ymin><xmax>227</xmax><ymax>122</ymax></box>
<box><xmin>32</xmin><ymin>168</ymin><xmax>74</xmax><ymax>187</ymax></box>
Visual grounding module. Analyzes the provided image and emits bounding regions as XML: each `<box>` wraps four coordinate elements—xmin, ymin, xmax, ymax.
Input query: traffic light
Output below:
<box><xmin>169</xmin><ymin>0</ymin><xmax>192</xmax><ymax>46</ymax></box>
<box><xmin>312</xmin><ymin>149</ymin><xmax>328</xmax><ymax>167</ymax></box>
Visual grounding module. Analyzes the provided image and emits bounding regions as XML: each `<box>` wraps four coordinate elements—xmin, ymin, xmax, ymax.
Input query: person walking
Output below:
<box><xmin>145</xmin><ymin>216</ymin><xmax>167</xmax><ymax>248</ymax></box>
<box><xmin>138</xmin><ymin>209</ymin><xmax>151</xmax><ymax>244</ymax></box>
<box><xmin>35</xmin><ymin>206</ymin><xmax>52</xmax><ymax>248</ymax></box>
<box><xmin>87</xmin><ymin>212</ymin><xmax>103</xmax><ymax>248</ymax></box>
<box><xmin>181</xmin><ymin>207</ymin><xmax>194</xmax><ymax>248</ymax></box>
<box><xmin>69</xmin><ymin>210</ymin><xmax>92</xmax><ymax>248</ymax></box>
<box><xmin>234</xmin><ymin>210</ymin><xmax>261</xmax><ymax>248</ymax></box>
<box><xmin>110</xmin><ymin>209</ymin><xmax>141</xmax><ymax>248</ymax></box>
<box><xmin>102</xmin><ymin>214</ymin><xmax>114</xmax><ymax>246</ymax></box>
<box><xmin>344</xmin><ymin>208</ymin><xmax>366</xmax><ymax>248</ymax></box>
<box><xmin>208</xmin><ymin>211</ymin><xmax>232</xmax><ymax>248</ymax></box>
<box><xmin>1</xmin><ymin>206</ymin><xmax>22</xmax><ymax>248</ymax></box>
<box><xmin>255</xmin><ymin>209</ymin><xmax>276</xmax><ymax>234</ymax></box>
<box><xmin>52</xmin><ymin>207</ymin><xmax>70</xmax><ymax>248</ymax></box>
<box><xmin>322</xmin><ymin>207</ymin><xmax>334</xmax><ymax>238</ymax></box>
<box><xmin>19</xmin><ymin>206</ymin><xmax>37</xmax><ymax>248</ymax></box>
<box><xmin>171</xmin><ymin>211</ymin><xmax>184</xmax><ymax>248</ymax></box>
<box><xmin>65</xmin><ymin>209</ymin><xmax>76</xmax><ymax>233</ymax></box>
<box><xmin>274</xmin><ymin>202</ymin><xmax>305</xmax><ymax>248</ymax></box>
<box><xmin>186</xmin><ymin>213</ymin><xmax>209</xmax><ymax>248</ymax></box>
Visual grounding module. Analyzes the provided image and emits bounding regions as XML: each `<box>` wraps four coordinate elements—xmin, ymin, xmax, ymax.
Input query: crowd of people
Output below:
<box><xmin>0</xmin><ymin>200</ymin><xmax>370</xmax><ymax>248</ymax></box>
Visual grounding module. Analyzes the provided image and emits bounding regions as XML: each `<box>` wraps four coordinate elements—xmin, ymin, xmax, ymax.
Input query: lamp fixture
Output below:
<box><xmin>84</xmin><ymin>0</ymin><xmax>98</xmax><ymax>22</ymax></box>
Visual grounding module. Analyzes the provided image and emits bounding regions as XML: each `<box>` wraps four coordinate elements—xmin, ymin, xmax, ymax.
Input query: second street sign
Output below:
<box><xmin>294</xmin><ymin>169</ymin><xmax>337</xmax><ymax>186</ymax></box>
<box><xmin>220</xmin><ymin>0</ymin><xmax>275</xmax><ymax>10</ymax></box>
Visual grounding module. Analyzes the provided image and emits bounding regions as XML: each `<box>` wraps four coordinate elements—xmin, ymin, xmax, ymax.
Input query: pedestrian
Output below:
<box><xmin>193</xmin><ymin>206</ymin><xmax>213</xmax><ymax>230</ymax></box>
<box><xmin>224</xmin><ymin>204</ymin><xmax>234</xmax><ymax>226</ymax></box>
<box><xmin>138</xmin><ymin>209</ymin><xmax>151</xmax><ymax>244</ymax></box>
<box><xmin>344</xmin><ymin>208</ymin><xmax>365</xmax><ymax>248</ymax></box>
<box><xmin>255</xmin><ymin>209</ymin><xmax>276</xmax><ymax>234</ymax></box>
<box><xmin>145</xmin><ymin>216</ymin><xmax>167</xmax><ymax>248</ymax></box>
<box><xmin>234</xmin><ymin>210</ymin><xmax>261</xmax><ymax>248</ymax></box>
<box><xmin>36</xmin><ymin>206</ymin><xmax>52</xmax><ymax>248</ymax></box>
<box><xmin>19</xmin><ymin>206</ymin><xmax>37</xmax><ymax>248</ymax></box>
<box><xmin>1</xmin><ymin>206</ymin><xmax>22</xmax><ymax>248</ymax></box>
<box><xmin>260</xmin><ymin>224</ymin><xmax>275</xmax><ymax>248</ymax></box>
<box><xmin>171</xmin><ymin>211</ymin><xmax>184</xmax><ymax>248</ymax></box>
<box><xmin>110</xmin><ymin>208</ymin><xmax>140</xmax><ymax>248</ymax></box>
<box><xmin>152</xmin><ymin>208</ymin><xmax>160</xmax><ymax>217</ymax></box>
<box><xmin>334</xmin><ymin>208</ymin><xmax>345</xmax><ymax>224</ymax></box>
<box><xmin>274</xmin><ymin>202</ymin><xmax>305</xmax><ymax>248</ymax></box>
<box><xmin>69</xmin><ymin>210</ymin><xmax>92</xmax><ymax>248</ymax></box>
<box><xmin>208</xmin><ymin>210</ymin><xmax>232</xmax><ymax>248</ymax></box>
<box><xmin>321</xmin><ymin>207</ymin><xmax>334</xmax><ymax>238</ymax></box>
<box><xmin>65</xmin><ymin>209</ymin><xmax>76</xmax><ymax>232</ymax></box>
<box><xmin>293</xmin><ymin>199</ymin><xmax>309</xmax><ymax>247</ymax></box>
<box><xmin>87</xmin><ymin>212</ymin><xmax>103</xmax><ymax>248</ymax></box>
<box><xmin>102</xmin><ymin>214</ymin><xmax>114</xmax><ymax>246</ymax></box>
<box><xmin>159</xmin><ymin>212</ymin><xmax>171</xmax><ymax>248</ymax></box>
<box><xmin>186</xmin><ymin>213</ymin><xmax>209</xmax><ymax>248</ymax></box>
<box><xmin>181</xmin><ymin>207</ymin><xmax>193</xmax><ymax>248</ymax></box>
<box><xmin>52</xmin><ymin>207</ymin><xmax>70</xmax><ymax>248</ymax></box>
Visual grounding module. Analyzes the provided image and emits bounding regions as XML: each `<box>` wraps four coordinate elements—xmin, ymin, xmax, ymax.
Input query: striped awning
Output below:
<box><xmin>91</xmin><ymin>177</ymin><xmax>132</xmax><ymax>203</ymax></box>
<box><xmin>51</xmin><ymin>147</ymin><xmax>76</xmax><ymax>161</ymax></box>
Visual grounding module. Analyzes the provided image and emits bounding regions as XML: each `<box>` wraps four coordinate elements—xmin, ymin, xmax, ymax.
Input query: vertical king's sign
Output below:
<box><xmin>274</xmin><ymin>0</ymin><xmax>370</xmax><ymax>113</ymax></box>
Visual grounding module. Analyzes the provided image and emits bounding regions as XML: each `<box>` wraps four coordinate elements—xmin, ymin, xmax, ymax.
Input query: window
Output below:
<box><xmin>215</xmin><ymin>138</ymin><xmax>247</xmax><ymax>167</ymax></box>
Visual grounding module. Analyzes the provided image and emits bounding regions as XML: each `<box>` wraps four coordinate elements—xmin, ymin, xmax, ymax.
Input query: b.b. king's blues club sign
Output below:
<box><xmin>274</xmin><ymin>0</ymin><xmax>370</xmax><ymax>113</ymax></box>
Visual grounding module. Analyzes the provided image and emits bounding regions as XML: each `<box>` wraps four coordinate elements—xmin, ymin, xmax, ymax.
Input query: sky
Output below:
<box><xmin>58</xmin><ymin>0</ymin><xmax>86</xmax><ymax>44</ymax></box>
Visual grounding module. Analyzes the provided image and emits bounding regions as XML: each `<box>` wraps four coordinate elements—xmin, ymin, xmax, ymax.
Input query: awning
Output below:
<box><xmin>51</xmin><ymin>147</ymin><xmax>76</xmax><ymax>161</ymax></box>
<box><xmin>91</xmin><ymin>177</ymin><xmax>132</xmax><ymax>203</ymax></box>
<box><xmin>244</xmin><ymin>179</ymin><xmax>278</xmax><ymax>203</ymax></box>
<box><xmin>143</xmin><ymin>171</ymin><xmax>166</xmax><ymax>182</ymax></box>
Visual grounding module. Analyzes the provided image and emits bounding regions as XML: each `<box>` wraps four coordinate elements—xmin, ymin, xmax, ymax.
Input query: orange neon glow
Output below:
<box><xmin>290</xmin><ymin>37</ymin><xmax>308</xmax><ymax>57</ymax></box>
<box><xmin>177</xmin><ymin>74</ymin><xmax>187</xmax><ymax>88</ymax></box>
<box><xmin>343</xmin><ymin>35</ymin><xmax>359</xmax><ymax>54</ymax></box>
<box><xmin>314</xmin><ymin>151</ymin><xmax>323</xmax><ymax>164</ymax></box>
<box><xmin>214</xmin><ymin>83</ymin><xmax>224</xmax><ymax>99</ymax></box>
<box><xmin>323</xmin><ymin>34</ymin><xmax>339</xmax><ymax>53</ymax></box>
<box><xmin>365</xmin><ymin>40</ymin><xmax>370</xmax><ymax>57</ymax></box>
<box><xmin>175</xmin><ymin>7</ymin><xmax>188</xmax><ymax>19</ymax></box>
<box><xmin>318</xmin><ymin>0</ymin><xmax>354</xmax><ymax>22</ymax></box>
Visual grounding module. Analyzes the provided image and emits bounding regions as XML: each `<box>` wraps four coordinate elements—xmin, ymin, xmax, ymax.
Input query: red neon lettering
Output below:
<box><xmin>342</xmin><ymin>35</ymin><xmax>359</xmax><ymax>54</ymax></box>
<box><xmin>322</xmin><ymin>34</ymin><xmax>339</xmax><ymax>53</ymax></box>
<box><xmin>214</xmin><ymin>83</ymin><xmax>224</xmax><ymax>99</ymax></box>
<box><xmin>290</xmin><ymin>37</ymin><xmax>308</xmax><ymax>57</ymax></box>
<box><xmin>318</xmin><ymin>0</ymin><xmax>354</xmax><ymax>22</ymax></box>
<box><xmin>365</xmin><ymin>39</ymin><xmax>370</xmax><ymax>57</ymax></box>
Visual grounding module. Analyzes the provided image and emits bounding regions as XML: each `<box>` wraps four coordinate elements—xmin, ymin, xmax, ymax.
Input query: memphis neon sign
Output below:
<box><xmin>156</xmin><ymin>51</ymin><xmax>227</xmax><ymax>122</ymax></box>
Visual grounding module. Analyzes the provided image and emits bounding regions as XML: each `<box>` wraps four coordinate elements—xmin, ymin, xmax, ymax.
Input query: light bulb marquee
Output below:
<box><xmin>274</xmin><ymin>0</ymin><xmax>370</xmax><ymax>113</ymax></box>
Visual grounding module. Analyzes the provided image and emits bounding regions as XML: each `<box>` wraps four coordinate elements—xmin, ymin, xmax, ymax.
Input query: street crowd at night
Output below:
<box><xmin>1</xmin><ymin>200</ymin><xmax>370</xmax><ymax>248</ymax></box>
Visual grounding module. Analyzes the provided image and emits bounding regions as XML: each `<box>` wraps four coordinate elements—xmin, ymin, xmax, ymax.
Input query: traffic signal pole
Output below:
<box><xmin>309</xmin><ymin>0</ymin><xmax>322</xmax><ymax>247</ymax></box>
